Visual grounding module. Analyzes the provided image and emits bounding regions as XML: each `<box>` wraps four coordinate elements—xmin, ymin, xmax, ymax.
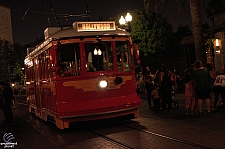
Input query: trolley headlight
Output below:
<box><xmin>99</xmin><ymin>80</ymin><xmax>108</xmax><ymax>88</ymax></box>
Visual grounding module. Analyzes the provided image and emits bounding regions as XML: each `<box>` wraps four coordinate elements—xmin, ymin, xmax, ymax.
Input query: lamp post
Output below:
<box><xmin>119</xmin><ymin>12</ymin><xmax>132</xmax><ymax>32</ymax></box>
<box><xmin>214</xmin><ymin>33</ymin><xmax>224</xmax><ymax>73</ymax></box>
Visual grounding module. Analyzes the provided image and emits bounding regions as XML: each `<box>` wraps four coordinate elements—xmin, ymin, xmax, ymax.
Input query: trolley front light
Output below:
<box><xmin>99</xmin><ymin>80</ymin><xmax>108</xmax><ymax>88</ymax></box>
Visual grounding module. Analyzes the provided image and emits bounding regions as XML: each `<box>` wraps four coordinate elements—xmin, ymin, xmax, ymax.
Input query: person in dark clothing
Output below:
<box><xmin>192</xmin><ymin>60</ymin><xmax>212</xmax><ymax>116</ymax></box>
<box><xmin>0</xmin><ymin>81</ymin><xmax>14</xmax><ymax>126</ymax></box>
<box><xmin>159</xmin><ymin>64</ymin><xmax>173</xmax><ymax>112</ymax></box>
<box><xmin>144</xmin><ymin>66</ymin><xmax>154</xmax><ymax>109</ymax></box>
<box><xmin>151</xmin><ymin>84</ymin><xmax>161</xmax><ymax>111</ymax></box>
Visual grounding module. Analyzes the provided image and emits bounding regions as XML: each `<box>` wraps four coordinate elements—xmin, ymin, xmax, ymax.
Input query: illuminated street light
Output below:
<box><xmin>216</xmin><ymin>38</ymin><xmax>219</xmax><ymax>47</ymax></box>
<box><xmin>119</xmin><ymin>12</ymin><xmax>132</xmax><ymax>32</ymax></box>
<box><xmin>119</xmin><ymin>16</ymin><xmax>126</xmax><ymax>25</ymax></box>
<box><xmin>125</xmin><ymin>12</ymin><xmax>132</xmax><ymax>22</ymax></box>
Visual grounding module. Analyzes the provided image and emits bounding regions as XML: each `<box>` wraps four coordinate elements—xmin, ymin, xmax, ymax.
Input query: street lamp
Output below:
<box><xmin>119</xmin><ymin>16</ymin><xmax>126</xmax><ymax>25</ymax></box>
<box><xmin>119</xmin><ymin>12</ymin><xmax>132</xmax><ymax>32</ymax></box>
<box><xmin>215</xmin><ymin>38</ymin><xmax>220</xmax><ymax>54</ymax></box>
<box><xmin>125</xmin><ymin>12</ymin><xmax>132</xmax><ymax>22</ymax></box>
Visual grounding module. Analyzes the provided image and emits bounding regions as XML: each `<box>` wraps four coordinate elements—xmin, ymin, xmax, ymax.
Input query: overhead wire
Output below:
<box><xmin>19</xmin><ymin>1</ymin><xmax>89</xmax><ymax>23</ymax></box>
<box><xmin>21</xmin><ymin>0</ymin><xmax>34</xmax><ymax>20</ymax></box>
<box><xmin>48</xmin><ymin>0</ymin><xmax>60</xmax><ymax>27</ymax></box>
<box><xmin>19</xmin><ymin>15</ymin><xmax>89</xmax><ymax>21</ymax></box>
<box><xmin>14</xmin><ymin>9</ymin><xmax>89</xmax><ymax>17</ymax></box>
<box><xmin>45</xmin><ymin>0</ymin><xmax>50</xmax><ymax>27</ymax></box>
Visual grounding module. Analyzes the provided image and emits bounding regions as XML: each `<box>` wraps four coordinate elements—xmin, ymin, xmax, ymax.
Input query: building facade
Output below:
<box><xmin>213</xmin><ymin>12</ymin><xmax>225</xmax><ymax>73</ymax></box>
<box><xmin>0</xmin><ymin>5</ymin><xmax>13</xmax><ymax>43</ymax></box>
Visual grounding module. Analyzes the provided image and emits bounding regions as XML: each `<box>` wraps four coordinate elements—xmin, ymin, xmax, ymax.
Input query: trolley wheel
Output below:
<box><xmin>174</xmin><ymin>101</ymin><xmax>178</xmax><ymax>108</ymax></box>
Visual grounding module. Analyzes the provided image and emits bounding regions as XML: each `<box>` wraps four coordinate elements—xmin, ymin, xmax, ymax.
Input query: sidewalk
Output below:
<box><xmin>138</xmin><ymin>91</ymin><xmax>185</xmax><ymax>108</ymax></box>
<box><xmin>138</xmin><ymin>90</ymin><xmax>225</xmax><ymax>132</ymax></box>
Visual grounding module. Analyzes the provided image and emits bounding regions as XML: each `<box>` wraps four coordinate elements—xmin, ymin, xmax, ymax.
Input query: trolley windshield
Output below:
<box><xmin>58</xmin><ymin>40</ymin><xmax>131</xmax><ymax>76</ymax></box>
<box><xmin>85</xmin><ymin>41</ymin><xmax>131</xmax><ymax>72</ymax></box>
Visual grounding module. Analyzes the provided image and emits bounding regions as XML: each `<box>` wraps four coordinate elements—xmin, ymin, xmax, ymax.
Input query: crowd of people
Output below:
<box><xmin>136</xmin><ymin>64</ymin><xmax>178</xmax><ymax>112</ymax></box>
<box><xmin>136</xmin><ymin>60</ymin><xmax>225</xmax><ymax>116</ymax></box>
<box><xmin>184</xmin><ymin>60</ymin><xmax>225</xmax><ymax>116</ymax></box>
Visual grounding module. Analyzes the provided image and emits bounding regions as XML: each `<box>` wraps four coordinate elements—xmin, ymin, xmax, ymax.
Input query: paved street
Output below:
<box><xmin>0</xmin><ymin>93</ymin><xmax>225</xmax><ymax>149</ymax></box>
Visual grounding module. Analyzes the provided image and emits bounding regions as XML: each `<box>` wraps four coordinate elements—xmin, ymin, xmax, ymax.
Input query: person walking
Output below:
<box><xmin>151</xmin><ymin>84</ymin><xmax>161</xmax><ymax>111</ymax></box>
<box><xmin>192</xmin><ymin>60</ymin><xmax>212</xmax><ymax>116</ymax></box>
<box><xmin>210</xmin><ymin>67</ymin><xmax>217</xmax><ymax>93</ymax></box>
<box><xmin>144</xmin><ymin>66</ymin><xmax>154</xmax><ymax>110</ymax></box>
<box><xmin>159</xmin><ymin>64</ymin><xmax>173</xmax><ymax>112</ymax></box>
<box><xmin>136</xmin><ymin>72</ymin><xmax>145</xmax><ymax>92</ymax></box>
<box><xmin>0</xmin><ymin>81</ymin><xmax>14</xmax><ymax>126</ymax></box>
<box><xmin>210</xmin><ymin>67</ymin><xmax>216</xmax><ymax>82</ymax></box>
<box><xmin>184</xmin><ymin>68</ymin><xmax>196</xmax><ymax>115</ymax></box>
<box><xmin>213</xmin><ymin>66</ymin><xmax>225</xmax><ymax>111</ymax></box>
<box><xmin>153</xmin><ymin>69</ymin><xmax>160</xmax><ymax>86</ymax></box>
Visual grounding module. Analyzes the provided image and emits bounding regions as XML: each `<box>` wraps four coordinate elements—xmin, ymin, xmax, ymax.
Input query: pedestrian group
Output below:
<box><xmin>135</xmin><ymin>60</ymin><xmax>225</xmax><ymax>116</ymax></box>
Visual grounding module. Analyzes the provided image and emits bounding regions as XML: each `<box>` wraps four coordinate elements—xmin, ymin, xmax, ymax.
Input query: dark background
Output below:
<box><xmin>0</xmin><ymin>0</ymin><xmax>210</xmax><ymax>45</ymax></box>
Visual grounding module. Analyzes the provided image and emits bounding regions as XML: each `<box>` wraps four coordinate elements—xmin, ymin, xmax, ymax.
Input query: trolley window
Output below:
<box><xmin>116</xmin><ymin>41</ymin><xmax>131</xmax><ymax>72</ymax></box>
<box><xmin>85</xmin><ymin>42</ymin><xmax>113</xmax><ymax>72</ymax></box>
<box><xmin>58</xmin><ymin>43</ymin><xmax>81</xmax><ymax>76</ymax></box>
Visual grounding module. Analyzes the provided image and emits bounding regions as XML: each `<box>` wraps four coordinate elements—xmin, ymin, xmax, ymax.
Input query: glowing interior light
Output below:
<box><xmin>94</xmin><ymin>48</ymin><xmax>97</xmax><ymax>55</ymax></box>
<box><xmin>98</xmin><ymin>49</ymin><xmax>102</xmax><ymax>55</ymax></box>
<box><xmin>216</xmin><ymin>50</ymin><xmax>220</xmax><ymax>54</ymax></box>
<box><xmin>216</xmin><ymin>39</ymin><xmax>219</xmax><ymax>47</ymax></box>
<box><xmin>99</xmin><ymin>80</ymin><xmax>108</xmax><ymax>88</ymax></box>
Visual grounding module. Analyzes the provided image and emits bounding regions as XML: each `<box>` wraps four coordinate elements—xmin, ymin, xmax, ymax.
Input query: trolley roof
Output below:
<box><xmin>45</xmin><ymin>21</ymin><xmax>130</xmax><ymax>40</ymax></box>
<box><xmin>25</xmin><ymin>21</ymin><xmax>130</xmax><ymax>64</ymax></box>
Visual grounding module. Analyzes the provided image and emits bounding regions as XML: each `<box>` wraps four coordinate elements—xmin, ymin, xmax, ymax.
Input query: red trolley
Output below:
<box><xmin>24</xmin><ymin>21</ymin><xmax>142</xmax><ymax>129</ymax></box>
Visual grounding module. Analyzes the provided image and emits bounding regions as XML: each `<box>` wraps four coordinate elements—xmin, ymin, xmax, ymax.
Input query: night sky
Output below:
<box><xmin>0</xmin><ymin>0</ymin><xmax>211</xmax><ymax>45</ymax></box>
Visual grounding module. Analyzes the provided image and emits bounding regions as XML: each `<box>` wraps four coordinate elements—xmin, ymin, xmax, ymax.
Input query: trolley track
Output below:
<box><xmin>88</xmin><ymin>130</ymin><xmax>134</xmax><ymax>149</ymax></box>
<box><xmin>86</xmin><ymin>122</ymin><xmax>213</xmax><ymax>149</ymax></box>
<box><xmin>120</xmin><ymin>124</ymin><xmax>213</xmax><ymax>149</ymax></box>
<box><xmin>14</xmin><ymin>100</ymin><xmax>225</xmax><ymax>149</ymax></box>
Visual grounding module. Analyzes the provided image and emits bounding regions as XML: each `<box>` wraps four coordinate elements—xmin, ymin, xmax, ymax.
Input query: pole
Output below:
<box><xmin>48</xmin><ymin>0</ymin><xmax>60</xmax><ymax>27</ymax></box>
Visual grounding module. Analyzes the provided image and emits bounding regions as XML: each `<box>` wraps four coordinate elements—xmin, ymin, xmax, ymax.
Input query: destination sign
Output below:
<box><xmin>76</xmin><ymin>22</ymin><xmax>116</xmax><ymax>32</ymax></box>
